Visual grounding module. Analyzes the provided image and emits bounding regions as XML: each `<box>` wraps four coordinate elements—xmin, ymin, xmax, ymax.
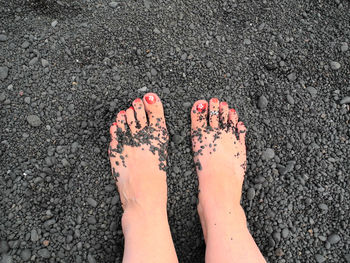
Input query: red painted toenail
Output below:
<box><xmin>134</xmin><ymin>98</ymin><xmax>141</xmax><ymax>103</ymax></box>
<box><xmin>211</xmin><ymin>98</ymin><xmax>219</xmax><ymax>103</ymax></box>
<box><xmin>145</xmin><ymin>95</ymin><xmax>156</xmax><ymax>104</ymax></box>
<box><xmin>112</xmin><ymin>122</ymin><xmax>117</xmax><ymax>126</ymax></box>
<box><xmin>196</xmin><ymin>103</ymin><xmax>207</xmax><ymax>112</ymax></box>
<box><xmin>128</xmin><ymin>106</ymin><xmax>134</xmax><ymax>110</ymax></box>
<box><xmin>230</xmin><ymin>109</ymin><xmax>236</xmax><ymax>113</ymax></box>
<box><xmin>120</xmin><ymin>110</ymin><xmax>126</xmax><ymax>114</ymax></box>
<box><xmin>221</xmin><ymin>102</ymin><xmax>228</xmax><ymax>106</ymax></box>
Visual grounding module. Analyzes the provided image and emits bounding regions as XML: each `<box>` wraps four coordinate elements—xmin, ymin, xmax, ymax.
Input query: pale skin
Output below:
<box><xmin>109</xmin><ymin>93</ymin><xmax>266</xmax><ymax>263</ymax></box>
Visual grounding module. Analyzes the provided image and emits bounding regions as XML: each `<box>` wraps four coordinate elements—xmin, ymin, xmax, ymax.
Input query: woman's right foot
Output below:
<box><xmin>191</xmin><ymin>98</ymin><xmax>266</xmax><ymax>263</ymax></box>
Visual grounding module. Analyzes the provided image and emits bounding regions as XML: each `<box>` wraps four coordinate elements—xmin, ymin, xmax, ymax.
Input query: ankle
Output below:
<box><xmin>198</xmin><ymin>202</ymin><xmax>248</xmax><ymax>232</ymax></box>
<box><xmin>122</xmin><ymin>201</ymin><xmax>167</xmax><ymax>227</ymax></box>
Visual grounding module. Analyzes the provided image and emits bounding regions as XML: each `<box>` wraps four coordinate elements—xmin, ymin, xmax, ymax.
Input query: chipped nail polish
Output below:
<box><xmin>197</xmin><ymin>103</ymin><xmax>207</xmax><ymax>112</ymax></box>
<box><xmin>120</xmin><ymin>110</ymin><xmax>126</xmax><ymax>114</ymax></box>
<box><xmin>145</xmin><ymin>95</ymin><xmax>156</xmax><ymax>104</ymax></box>
<box><xmin>134</xmin><ymin>98</ymin><xmax>141</xmax><ymax>103</ymax></box>
<box><xmin>211</xmin><ymin>98</ymin><xmax>219</xmax><ymax>103</ymax></box>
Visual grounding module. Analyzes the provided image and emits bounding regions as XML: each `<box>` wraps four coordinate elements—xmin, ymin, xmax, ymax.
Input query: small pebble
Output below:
<box><xmin>183</xmin><ymin>102</ymin><xmax>192</xmax><ymax>108</ymax></box>
<box><xmin>31</xmin><ymin>229</ymin><xmax>39</xmax><ymax>242</ymax></box>
<box><xmin>327</xmin><ymin>233</ymin><xmax>340</xmax><ymax>244</ymax></box>
<box><xmin>51</xmin><ymin>20</ymin><xmax>58</xmax><ymax>27</ymax></box>
<box><xmin>151</xmin><ymin>68</ymin><xmax>157</xmax><ymax>76</ymax></box>
<box><xmin>0</xmin><ymin>34</ymin><xmax>8</xmax><ymax>41</ymax></box>
<box><xmin>287</xmin><ymin>72</ymin><xmax>297</xmax><ymax>81</ymax></box>
<box><xmin>307</xmin><ymin>86</ymin><xmax>317</xmax><ymax>97</ymax></box>
<box><xmin>258</xmin><ymin>95</ymin><xmax>268</xmax><ymax>109</ymax></box>
<box><xmin>153</xmin><ymin>28</ymin><xmax>161</xmax><ymax>34</ymax></box>
<box><xmin>318</xmin><ymin>203</ymin><xmax>328</xmax><ymax>211</ymax></box>
<box><xmin>0</xmin><ymin>66</ymin><xmax>9</xmax><ymax>80</ymax></box>
<box><xmin>286</xmin><ymin>94</ymin><xmax>295</xmax><ymax>104</ymax></box>
<box><xmin>61</xmin><ymin>158</ymin><xmax>70</xmax><ymax>167</ymax></box>
<box><xmin>173</xmin><ymin>135</ymin><xmax>183</xmax><ymax>144</ymax></box>
<box><xmin>275</xmin><ymin>248</ymin><xmax>284</xmax><ymax>257</ymax></box>
<box><xmin>262</xmin><ymin>148</ymin><xmax>275</xmax><ymax>160</ymax></box>
<box><xmin>109</xmin><ymin>2</ymin><xmax>118</xmax><ymax>8</ymax></box>
<box><xmin>86</xmin><ymin>197</ymin><xmax>97</xmax><ymax>207</ymax></box>
<box><xmin>0</xmin><ymin>240</ymin><xmax>9</xmax><ymax>254</ymax></box>
<box><xmin>88</xmin><ymin>254</ymin><xmax>97</xmax><ymax>263</ymax></box>
<box><xmin>243</xmin><ymin>39</ymin><xmax>251</xmax><ymax>45</ymax></box>
<box><xmin>20</xmin><ymin>249</ymin><xmax>31</xmax><ymax>261</ymax></box>
<box><xmin>330</xmin><ymin>61</ymin><xmax>341</xmax><ymax>70</ymax></box>
<box><xmin>206</xmin><ymin>61</ymin><xmax>213</xmax><ymax>68</ymax></box>
<box><xmin>38</xmin><ymin>248</ymin><xmax>50</xmax><ymax>258</ymax></box>
<box><xmin>315</xmin><ymin>254</ymin><xmax>326</xmax><ymax>263</ymax></box>
<box><xmin>41</xmin><ymin>59</ymin><xmax>49</xmax><ymax>67</ymax></box>
<box><xmin>341</xmin><ymin>42</ymin><xmax>348</xmax><ymax>52</ymax></box>
<box><xmin>247</xmin><ymin>188</ymin><xmax>255</xmax><ymax>200</ymax></box>
<box><xmin>29</xmin><ymin>57</ymin><xmax>38</xmax><ymax>66</ymax></box>
<box><xmin>340</xmin><ymin>96</ymin><xmax>350</xmax><ymax>105</ymax></box>
<box><xmin>143</xmin><ymin>0</ymin><xmax>151</xmax><ymax>9</ymax></box>
<box><xmin>0</xmin><ymin>255</ymin><xmax>12</xmax><ymax>263</ymax></box>
<box><xmin>282</xmin><ymin>228</ymin><xmax>289</xmax><ymax>238</ymax></box>
<box><xmin>138</xmin><ymin>86</ymin><xmax>147</xmax><ymax>92</ymax></box>
<box><xmin>22</xmin><ymin>41</ymin><xmax>30</xmax><ymax>49</ymax></box>
<box><xmin>319</xmin><ymin>235</ymin><xmax>327</xmax><ymax>241</ymax></box>
<box><xmin>27</xmin><ymin>115</ymin><xmax>42</xmax><ymax>127</ymax></box>
<box><xmin>87</xmin><ymin>216</ymin><xmax>97</xmax><ymax>224</ymax></box>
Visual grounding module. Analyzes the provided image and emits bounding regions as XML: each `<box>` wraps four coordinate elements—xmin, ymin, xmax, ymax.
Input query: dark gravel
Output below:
<box><xmin>1</xmin><ymin>0</ymin><xmax>349</xmax><ymax>262</ymax></box>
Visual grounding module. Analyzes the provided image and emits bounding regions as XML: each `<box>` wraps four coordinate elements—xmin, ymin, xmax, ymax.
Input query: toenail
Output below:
<box><xmin>128</xmin><ymin>106</ymin><xmax>134</xmax><ymax>111</ymax></box>
<box><xmin>112</xmin><ymin>122</ymin><xmax>117</xmax><ymax>126</ymax></box>
<box><xmin>230</xmin><ymin>109</ymin><xmax>236</xmax><ymax>113</ymax></box>
<box><xmin>120</xmin><ymin>110</ymin><xmax>126</xmax><ymax>114</ymax></box>
<box><xmin>211</xmin><ymin>98</ymin><xmax>219</xmax><ymax>103</ymax></box>
<box><xmin>221</xmin><ymin>102</ymin><xmax>228</xmax><ymax>106</ymax></box>
<box><xmin>134</xmin><ymin>98</ymin><xmax>141</xmax><ymax>103</ymax></box>
<box><xmin>145</xmin><ymin>95</ymin><xmax>156</xmax><ymax>104</ymax></box>
<box><xmin>197</xmin><ymin>102</ymin><xmax>207</xmax><ymax>112</ymax></box>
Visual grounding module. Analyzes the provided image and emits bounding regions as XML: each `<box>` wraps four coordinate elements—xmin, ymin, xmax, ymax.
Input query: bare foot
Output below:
<box><xmin>108</xmin><ymin>93</ymin><xmax>178</xmax><ymax>263</ymax></box>
<box><xmin>191</xmin><ymin>98</ymin><xmax>247</xmax><ymax>213</ymax></box>
<box><xmin>109</xmin><ymin>93</ymin><xmax>168</xmax><ymax>212</ymax></box>
<box><xmin>191</xmin><ymin>98</ymin><xmax>265</xmax><ymax>263</ymax></box>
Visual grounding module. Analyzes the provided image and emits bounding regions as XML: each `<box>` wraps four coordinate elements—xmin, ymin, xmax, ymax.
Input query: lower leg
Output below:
<box><xmin>122</xmin><ymin>204</ymin><xmax>178</xmax><ymax>263</ymax></box>
<box><xmin>199</xmin><ymin>201</ymin><xmax>265</xmax><ymax>263</ymax></box>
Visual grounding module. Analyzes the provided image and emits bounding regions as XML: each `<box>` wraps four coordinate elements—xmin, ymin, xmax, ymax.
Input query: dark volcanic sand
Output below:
<box><xmin>1</xmin><ymin>0</ymin><xmax>350</xmax><ymax>262</ymax></box>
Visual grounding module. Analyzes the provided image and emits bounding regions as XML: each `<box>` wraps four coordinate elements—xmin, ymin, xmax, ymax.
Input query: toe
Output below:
<box><xmin>116</xmin><ymin>110</ymin><xmax>127</xmax><ymax>132</ymax></box>
<box><xmin>143</xmin><ymin>93</ymin><xmax>166</xmax><ymax>129</ymax></box>
<box><xmin>191</xmin><ymin>100</ymin><xmax>208</xmax><ymax>130</ymax></box>
<box><xmin>219</xmin><ymin>101</ymin><xmax>229</xmax><ymax>126</ymax></box>
<box><xmin>109</xmin><ymin>122</ymin><xmax>118</xmax><ymax>140</ymax></box>
<box><xmin>237</xmin><ymin>121</ymin><xmax>247</xmax><ymax>144</ymax></box>
<box><xmin>228</xmin><ymin>108</ymin><xmax>239</xmax><ymax>128</ymax></box>
<box><xmin>126</xmin><ymin>108</ymin><xmax>137</xmax><ymax>134</ymax></box>
<box><xmin>209</xmin><ymin>98</ymin><xmax>219</xmax><ymax>129</ymax></box>
<box><xmin>132</xmin><ymin>98</ymin><xmax>147</xmax><ymax>129</ymax></box>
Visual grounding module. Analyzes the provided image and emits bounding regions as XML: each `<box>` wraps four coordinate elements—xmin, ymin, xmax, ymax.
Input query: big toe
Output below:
<box><xmin>143</xmin><ymin>93</ymin><xmax>167</xmax><ymax>130</ymax></box>
<box><xmin>191</xmin><ymin>100</ymin><xmax>208</xmax><ymax>130</ymax></box>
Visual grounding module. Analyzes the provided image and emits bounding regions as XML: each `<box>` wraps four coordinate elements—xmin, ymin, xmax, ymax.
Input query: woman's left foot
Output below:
<box><xmin>108</xmin><ymin>93</ymin><xmax>169</xmax><ymax>212</ymax></box>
